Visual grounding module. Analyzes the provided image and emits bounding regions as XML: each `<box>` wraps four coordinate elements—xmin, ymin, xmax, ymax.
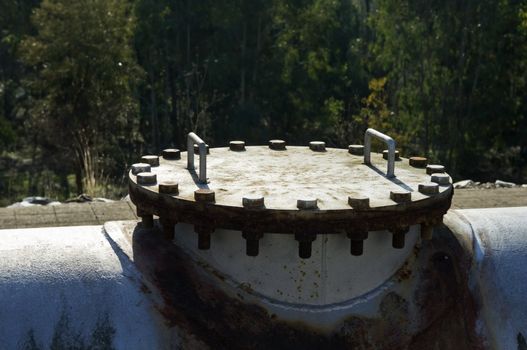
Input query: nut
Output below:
<box><xmin>390</xmin><ymin>190</ymin><xmax>411</xmax><ymax>203</ymax></box>
<box><xmin>137</xmin><ymin>172</ymin><xmax>157</xmax><ymax>185</ymax></box>
<box><xmin>131</xmin><ymin>163</ymin><xmax>151</xmax><ymax>175</ymax></box>
<box><xmin>269</xmin><ymin>139</ymin><xmax>286</xmax><ymax>150</ymax></box>
<box><xmin>162</xmin><ymin>149</ymin><xmax>181</xmax><ymax>160</ymax></box>
<box><xmin>348</xmin><ymin>145</ymin><xmax>364</xmax><ymax>155</ymax></box>
<box><xmin>159</xmin><ymin>181</ymin><xmax>179</xmax><ymax>194</ymax></box>
<box><xmin>426</xmin><ymin>164</ymin><xmax>445</xmax><ymax>175</ymax></box>
<box><xmin>229</xmin><ymin>140</ymin><xmax>246</xmax><ymax>151</ymax></box>
<box><xmin>348</xmin><ymin>196</ymin><xmax>370</xmax><ymax>210</ymax></box>
<box><xmin>242</xmin><ymin>195</ymin><xmax>265</xmax><ymax>209</ymax></box>
<box><xmin>309</xmin><ymin>141</ymin><xmax>326</xmax><ymax>152</ymax></box>
<box><xmin>193</xmin><ymin>144</ymin><xmax>210</xmax><ymax>154</ymax></box>
<box><xmin>418</xmin><ymin>182</ymin><xmax>439</xmax><ymax>195</ymax></box>
<box><xmin>431</xmin><ymin>173</ymin><xmax>451</xmax><ymax>186</ymax></box>
<box><xmin>409</xmin><ymin>156</ymin><xmax>427</xmax><ymax>168</ymax></box>
<box><xmin>382</xmin><ymin>149</ymin><xmax>400</xmax><ymax>160</ymax></box>
<box><xmin>194</xmin><ymin>189</ymin><xmax>215</xmax><ymax>202</ymax></box>
<box><xmin>141</xmin><ymin>155</ymin><xmax>160</xmax><ymax>167</ymax></box>
<box><xmin>297</xmin><ymin>198</ymin><xmax>318</xmax><ymax>210</ymax></box>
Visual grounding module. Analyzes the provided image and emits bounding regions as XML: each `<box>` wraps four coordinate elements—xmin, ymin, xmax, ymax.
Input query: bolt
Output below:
<box><xmin>242</xmin><ymin>195</ymin><xmax>265</xmax><ymax>209</ymax></box>
<box><xmin>159</xmin><ymin>217</ymin><xmax>175</xmax><ymax>240</ymax></box>
<box><xmin>137</xmin><ymin>172</ymin><xmax>157</xmax><ymax>185</ymax></box>
<box><xmin>295</xmin><ymin>232</ymin><xmax>317</xmax><ymax>259</ymax></box>
<box><xmin>409</xmin><ymin>156</ymin><xmax>427</xmax><ymax>168</ymax></box>
<box><xmin>418</xmin><ymin>182</ymin><xmax>439</xmax><ymax>195</ymax></box>
<box><xmin>347</xmin><ymin>230</ymin><xmax>368</xmax><ymax>256</ymax></box>
<box><xmin>195</xmin><ymin>225</ymin><xmax>214</xmax><ymax>250</ymax></box>
<box><xmin>309</xmin><ymin>141</ymin><xmax>326</xmax><ymax>152</ymax></box>
<box><xmin>229</xmin><ymin>140</ymin><xmax>246</xmax><ymax>151</ymax></box>
<box><xmin>137</xmin><ymin>208</ymin><xmax>154</xmax><ymax>229</ymax></box>
<box><xmin>162</xmin><ymin>148</ymin><xmax>181</xmax><ymax>160</ymax></box>
<box><xmin>431</xmin><ymin>173</ymin><xmax>451</xmax><ymax>186</ymax></box>
<box><xmin>141</xmin><ymin>215</ymin><xmax>154</xmax><ymax>228</ymax></box>
<box><xmin>194</xmin><ymin>189</ymin><xmax>215</xmax><ymax>202</ymax></box>
<box><xmin>391</xmin><ymin>227</ymin><xmax>409</xmax><ymax>249</ymax></box>
<box><xmin>348</xmin><ymin>196</ymin><xmax>370</xmax><ymax>210</ymax></box>
<box><xmin>426</xmin><ymin>164</ymin><xmax>445</xmax><ymax>175</ymax></box>
<box><xmin>421</xmin><ymin>224</ymin><xmax>433</xmax><ymax>240</ymax></box>
<box><xmin>383</xmin><ymin>149</ymin><xmax>400</xmax><ymax>160</ymax></box>
<box><xmin>131</xmin><ymin>163</ymin><xmax>151</xmax><ymax>175</ymax></box>
<box><xmin>193</xmin><ymin>144</ymin><xmax>210</xmax><ymax>154</ymax></box>
<box><xmin>348</xmin><ymin>145</ymin><xmax>364</xmax><ymax>155</ymax></box>
<box><xmin>269</xmin><ymin>139</ymin><xmax>286</xmax><ymax>150</ymax></box>
<box><xmin>159</xmin><ymin>181</ymin><xmax>179</xmax><ymax>195</ymax></box>
<box><xmin>242</xmin><ymin>231</ymin><xmax>264</xmax><ymax>256</ymax></box>
<box><xmin>297</xmin><ymin>198</ymin><xmax>317</xmax><ymax>210</ymax></box>
<box><xmin>141</xmin><ymin>155</ymin><xmax>159</xmax><ymax>167</ymax></box>
<box><xmin>390</xmin><ymin>190</ymin><xmax>411</xmax><ymax>203</ymax></box>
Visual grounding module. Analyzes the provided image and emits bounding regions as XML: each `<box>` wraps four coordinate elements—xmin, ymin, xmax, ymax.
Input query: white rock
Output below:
<box><xmin>495</xmin><ymin>180</ymin><xmax>515</xmax><ymax>188</ymax></box>
<box><xmin>454</xmin><ymin>180</ymin><xmax>474</xmax><ymax>189</ymax></box>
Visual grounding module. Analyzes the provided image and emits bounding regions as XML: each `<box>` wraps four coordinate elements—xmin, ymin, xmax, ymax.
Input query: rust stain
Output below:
<box><xmin>132</xmin><ymin>223</ymin><xmax>485</xmax><ymax>349</ymax></box>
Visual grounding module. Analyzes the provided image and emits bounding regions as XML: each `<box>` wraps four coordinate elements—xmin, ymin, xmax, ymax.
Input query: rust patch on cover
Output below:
<box><xmin>132</xmin><ymin>224</ymin><xmax>484</xmax><ymax>349</ymax></box>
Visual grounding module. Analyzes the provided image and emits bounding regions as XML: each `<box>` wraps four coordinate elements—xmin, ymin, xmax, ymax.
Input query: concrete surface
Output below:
<box><xmin>0</xmin><ymin>201</ymin><xmax>138</xmax><ymax>229</ymax></box>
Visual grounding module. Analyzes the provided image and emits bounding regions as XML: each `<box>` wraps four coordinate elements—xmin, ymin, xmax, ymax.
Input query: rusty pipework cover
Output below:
<box><xmin>129</xmin><ymin>144</ymin><xmax>452</xmax><ymax>235</ymax></box>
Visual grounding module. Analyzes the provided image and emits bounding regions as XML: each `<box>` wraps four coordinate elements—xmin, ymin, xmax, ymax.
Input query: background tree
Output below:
<box><xmin>19</xmin><ymin>0</ymin><xmax>142</xmax><ymax>194</ymax></box>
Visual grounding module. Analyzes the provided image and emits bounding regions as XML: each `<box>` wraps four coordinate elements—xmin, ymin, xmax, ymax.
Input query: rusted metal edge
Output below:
<box><xmin>129</xmin><ymin>180</ymin><xmax>452</xmax><ymax>237</ymax></box>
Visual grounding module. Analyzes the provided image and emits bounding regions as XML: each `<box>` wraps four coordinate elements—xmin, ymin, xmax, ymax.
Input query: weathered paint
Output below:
<box><xmin>1</xmin><ymin>207</ymin><xmax>526</xmax><ymax>349</ymax></box>
<box><xmin>0</xmin><ymin>225</ymin><xmax>176</xmax><ymax>349</ymax></box>
<box><xmin>444</xmin><ymin>207</ymin><xmax>527</xmax><ymax>350</ymax></box>
<box><xmin>170</xmin><ymin>223</ymin><xmax>419</xmax><ymax>306</ymax></box>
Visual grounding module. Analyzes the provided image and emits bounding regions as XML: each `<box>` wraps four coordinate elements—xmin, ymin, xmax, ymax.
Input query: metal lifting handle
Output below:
<box><xmin>187</xmin><ymin>132</ymin><xmax>207</xmax><ymax>183</ymax></box>
<box><xmin>364</xmin><ymin>128</ymin><xmax>396</xmax><ymax>178</ymax></box>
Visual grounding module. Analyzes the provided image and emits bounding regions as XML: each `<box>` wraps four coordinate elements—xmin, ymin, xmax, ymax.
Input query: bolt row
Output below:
<box><xmin>146</xmin><ymin>214</ymin><xmax>437</xmax><ymax>258</ymax></box>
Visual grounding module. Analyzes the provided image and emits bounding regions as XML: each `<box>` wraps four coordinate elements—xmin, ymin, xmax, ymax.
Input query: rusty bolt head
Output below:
<box><xmin>193</xmin><ymin>144</ymin><xmax>210</xmax><ymax>154</ymax></box>
<box><xmin>295</xmin><ymin>232</ymin><xmax>317</xmax><ymax>259</ymax></box>
<box><xmin>131</xmin><ymin>163</ymin><xmax>151</xmax><ymax>175</ymax></box>
<box><xmin>391</xmin><ymin>227</ymin><xmax>409</xmax><ymax>249</ymax></box>
<box><xmin>162</xmin><ymin>148</ymin><xmax>181</xmax><ymax>160</ymax></box>
<box><xmin>137</xmin><ymin>172</ymin><xmax>157</xmax><ymax>185</ymax></box>
<box><xmin>195</xmin><ymin>225</ymin><xmax>214</xmax><ymax>250</ymax></box>
<box><xmin>141</xmin><ymin>155</ymin><xmax>159</xmax><ymax>167</ymax></box>
<box><xmin>309</xmin><ymin>141</ymin><xmax>326</xmax><ymax>152</ymax></box>
<box><xmin>229</xmin><ymin>140</ymin><xmax>246</xmax><ymax>151</ymax></box>
<box><xmin>348</xmin><ymin>144</ymin><xmax>364</xmax><ymax>156</ymax></box>
<box><xmin>347</xmin><ymin>230</ymin><xmax>368</xmax><ymax>256</ymax></box>
<box><xmin>242</xmin><ymin>231</ymin><xmax>264</xmax><ymax>256</ymax></box>
<box><xmin>159</xmin><ymin>181</ymin><xmax>179</xmax><ymax>195</ymax></box>
<box><xmin>194</xmin><ymin>189</ymin><xmax>215</xmax><ymax>202</ymax></box>
<box><xmin>297</xmin><ymin>198</ymin><xmax>318</xmax><ymax>210</ymax></box>
<box><xmin>269</xmin><ymin>139</ymin><xmax>286</xmax><ymax>150</ymax></box>
<box><xmin>390</xmin><ymin>190</ymin><xmax>411</xmax><ymax>203</ymax></box>
<box><xmin>431</xmin><ymin>173</ymin><xmax>451</xmax><ymax>186</ymax></box>
<box><xmin>348</xmin><ymin>196</ymin><xmax>370</xmax><ymax>210</ymax></box>
<box><xmin>426</xmin><ymin>164</ymin><xmax>445</xmax><ymax>175</ymax></box>
<box><xmin>242</xmin><ymin>195</ymin><xmax>265</xmax><ymax>209</ymax></box>
<box><xmin>421</xmin><ymin>224</ymin><xmax>433</xmax><ymax>240</ymax></box>
<box><xmin>409</xmin><ymin>156</ymin><xmax>428</xmax><ymax>168</ymax></box>
<box><xmin>383</xmin><ymin>149</ymin><xmax>400</xmax><ymax>160</ymax></box>
<box><xmin>418</xmin><ymin>182</ymin><xmax>439</xmax><ymax>195</ymax></box>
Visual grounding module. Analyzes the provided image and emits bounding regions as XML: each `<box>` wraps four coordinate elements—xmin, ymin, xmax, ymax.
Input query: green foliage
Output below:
<box><xmin>18</xmin><ymin>0</ymin><xmax>142</xmax><ymax>193</ymax></box>
<box><xmin>1</xmin><ymin>0</ymin><xmax>527</xmax><ymax>204</ymax></box>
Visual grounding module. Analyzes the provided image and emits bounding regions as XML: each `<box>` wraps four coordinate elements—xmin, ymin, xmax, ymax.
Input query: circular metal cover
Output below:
<box><xmin>129</xmin><ymin>146</ymin><xmax>452</xmax><ymax>233</ymax></box>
